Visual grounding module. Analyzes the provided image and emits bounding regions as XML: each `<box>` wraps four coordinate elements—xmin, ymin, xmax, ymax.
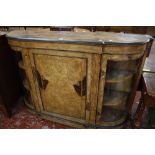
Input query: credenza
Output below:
<box><xmin>6</xmin><ymin>30</ymin><xmax>152</xmax><ymax>128</ymax></box>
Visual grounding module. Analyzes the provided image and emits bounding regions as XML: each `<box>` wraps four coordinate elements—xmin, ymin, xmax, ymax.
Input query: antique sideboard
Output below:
<box><xmin>6</xmin><ymin>30</ymin><xmax>152</xmax><ymax>128</ymax></box>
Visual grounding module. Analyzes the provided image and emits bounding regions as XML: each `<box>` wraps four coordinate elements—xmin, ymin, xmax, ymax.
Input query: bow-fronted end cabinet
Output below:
<box><xmin>6</xmin><ymin>30</ymin><xmax>152</xmax><ymax>128</ymax></box>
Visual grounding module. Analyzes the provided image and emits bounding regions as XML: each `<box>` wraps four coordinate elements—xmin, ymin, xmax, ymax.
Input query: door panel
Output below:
<box><xmin>96</xmin><ymin>53</ymin><xmax>143</xmax><ymax>126</ymax></box>
<box><xmin>34</xmin><ymin>54</ymin><xmax>87</xmax><ymax>119</ymax></box>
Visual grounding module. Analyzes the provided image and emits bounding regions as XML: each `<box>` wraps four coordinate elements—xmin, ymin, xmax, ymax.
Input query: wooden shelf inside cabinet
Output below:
<box><xmin>23</xmin><ymin>79</ymin><xmax>30</xmax><ymax>90</ymax></box>
<box><xmin>18</xmin><ymin>61</ymin><xmax>24</xmax><ymax>70</ymax></box>
<box><xmin>105</xmin><ymin>70</ymin><xmax>134</xmax><ymax>84</ymax></box>
<box><xmin>103</xmin><ymin>90</ymin><xmax>128</xmax><ymax>110</ymax></box>
<box><xmin>107</xmin><ymin>60</ymin><xmax>138</xmax><ymax>72</ymax></box>
<box><xmin>100</xmin><ymin>106</ymin><xmax>127</xmax><ymax>123</ymax></box>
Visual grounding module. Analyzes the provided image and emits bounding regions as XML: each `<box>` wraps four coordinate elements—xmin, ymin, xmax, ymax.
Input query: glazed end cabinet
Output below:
<box><xmin>6</xmin><ymin>31</ymin><xmax>152</xmax><ymax>128</ymax></box>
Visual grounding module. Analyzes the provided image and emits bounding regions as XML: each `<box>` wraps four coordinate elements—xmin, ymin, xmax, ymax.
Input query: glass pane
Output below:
<box><xmin>101</xmin><ymin>59</ymin><xmax>140</xmax><ymax>123</ymax></box>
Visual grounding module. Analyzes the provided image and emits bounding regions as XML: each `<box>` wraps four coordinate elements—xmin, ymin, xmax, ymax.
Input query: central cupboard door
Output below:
<box><xmin>30</xmin><ymin>49</ymin><xmax>93</xmax><ymax>121</ymax></box>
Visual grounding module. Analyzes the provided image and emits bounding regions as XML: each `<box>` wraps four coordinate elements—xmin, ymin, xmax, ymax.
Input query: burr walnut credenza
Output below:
<box><xmin>6</xmin><ymin>30</ymin><xmax>152</xmax><ymax>128</ymax></box>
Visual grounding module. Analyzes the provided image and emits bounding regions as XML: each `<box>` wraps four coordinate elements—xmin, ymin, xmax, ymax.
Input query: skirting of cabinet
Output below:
<box><xmin>23</xmin><ymin>97</ymin><xmax>127</xmax><ymax>129</ymax></box>
<box><xmin>24</xmin><ymin>98</ymin><xmax>89</xmax><ymax>128</ymax></box>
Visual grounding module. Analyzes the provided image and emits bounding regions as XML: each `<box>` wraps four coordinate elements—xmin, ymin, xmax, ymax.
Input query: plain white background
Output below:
<box><xmin>1</xmin><ymin>0</ymin><xmax>155</xmax><ymax>25</ymax></box>
<box><xmin>0</xmin><ymin>1</ymin><xmax>155</xmax><ymax>155</ymax></box>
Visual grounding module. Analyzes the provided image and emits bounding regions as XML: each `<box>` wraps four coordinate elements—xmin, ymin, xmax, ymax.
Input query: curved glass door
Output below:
<box><xmin>101</xmin><ymin>59</ymin><xmax>140</xmax><ymax>124</ymax></box>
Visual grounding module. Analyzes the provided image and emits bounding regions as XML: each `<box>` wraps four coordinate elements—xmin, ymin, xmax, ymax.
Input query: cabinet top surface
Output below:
<box><xmin>6</xmin><ymin>30</ymin><xmax>151</xmax><ymax>45</ymax></box>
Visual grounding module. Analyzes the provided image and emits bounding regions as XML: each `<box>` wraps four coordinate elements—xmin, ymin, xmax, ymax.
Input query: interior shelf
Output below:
<box><xmin>103</xmin><ymin>90</ymin><xmax>128</xmax><ymax>110</ymax></box>
<box><xmin>23</xmin><ymin>88</ymin><xmax>34</xmax><ymax>109</ymax></box>
<box><xmin>18</xmin><ymin>61</ymin><xmax>24</xmax><ymax>70</ymax></box>
<box><xmin>101</xmin><ymin>106</ymin><xmax>127</xmax><ymax>122</ymax></box>
<box><xmin>23</xmin><ymin>78</ymin><xmax>30</xmax><ymax>90</ymax></box>
<box><xmin>106</xmin><ymin>60</ymin><xmax>138</xmax><ymax>72</ymax></box>
<box><xmin>105</xmin><ymin>69</ymin><xmax>134</xmax><ymax>84</ymax></box>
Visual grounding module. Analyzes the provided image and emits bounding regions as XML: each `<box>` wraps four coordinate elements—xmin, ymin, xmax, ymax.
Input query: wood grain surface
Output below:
<box><xmin>34</xmin><ymin>54</ymin><xmax>87</xmax><ymax>119</ymax></box>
